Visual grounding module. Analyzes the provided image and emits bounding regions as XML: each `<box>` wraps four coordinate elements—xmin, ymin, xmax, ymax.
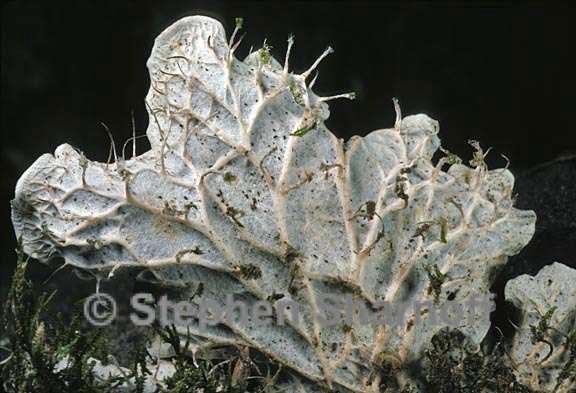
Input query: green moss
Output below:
<box><xmin>234</xmin><ymin>17</ymin><xmax>243</xmax><ymax>30</ymax></box>
<box><xmin>259</xmin><ymin>42</ymin><xmax>272</xmax><ymax>66</ymax></box>
<box><xmin>223</xmin><ymin>172</ymin><xmax>237</xmax><ymax>183</ymax></box>
<box><xmin>290</xmin><ymin>122</ymin><xmax>317</xmax><ymax>137</ymax></box>
<box><xmin>554</xmin><ymin>326</ymin><xmax>576</xmax><ymax>390</ymax></box>
<box><xmin>425</xmin><ymin>264</ymin><xmax>449</xmax><ymax>303</ymax></box>
<box><xmin>0</xmin><ymin>242</ymin><xmax>112</xmax><ymax>392</ymax></box>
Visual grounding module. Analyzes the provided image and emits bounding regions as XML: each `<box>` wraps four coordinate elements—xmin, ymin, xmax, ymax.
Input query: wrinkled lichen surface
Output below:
<box><xmin>13</xmin><ymin>15</ymin><xmax>571</xmax><ymax>392</ymax></box>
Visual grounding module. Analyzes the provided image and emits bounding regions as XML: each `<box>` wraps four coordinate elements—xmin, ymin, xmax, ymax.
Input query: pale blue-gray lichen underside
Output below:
<box><xmin>505</xmin><ymin>262</ymin><xmax>576</xmax><ymax>392</ymax></box>
<box><xmin>11</xmin><ymin>16</ymin><xmax>536</xmax><ymax>392</ymax></box>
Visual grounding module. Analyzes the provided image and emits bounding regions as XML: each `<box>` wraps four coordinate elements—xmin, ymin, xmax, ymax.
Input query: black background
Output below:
<box><xmin>2</xmin><ymin>1</ymin><xmax>576</xmax><ymax>306</ymax></box>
